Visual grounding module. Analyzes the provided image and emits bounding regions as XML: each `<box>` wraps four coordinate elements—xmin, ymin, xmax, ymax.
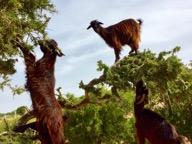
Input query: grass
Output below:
<box><xmin>0</xmin><ymin>113</ymin><xmax>40</xmax><ymax>144</ymax></box>
<box><xmin>0</xmin><ymin>114</ymin><xmax>20</xmax><ymax>132</ymax></box>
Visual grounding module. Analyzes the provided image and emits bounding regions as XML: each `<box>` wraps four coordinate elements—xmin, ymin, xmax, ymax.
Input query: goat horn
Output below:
<box><xmin>136</xmin><ymin>94</ymin><xmax>146</xmax><ymax>105</ymax></box>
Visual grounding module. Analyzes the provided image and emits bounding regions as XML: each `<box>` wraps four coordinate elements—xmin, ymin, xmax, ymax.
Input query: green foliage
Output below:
<box><xmin>0</xmin><ymin>59</ymin><xmax>16</xmax><ymax>75</ymax></box>
<box><xmin>0</xmin><ymin>0</ymin><xmax>55</xmax><ymax>57</ymax></box>
<box><xmin>98</xmin><ymin>47</ymin><xmax>183</xmax><ymax>90</ymax></box>
<box><xmin>0</xmin><ymin>130</ymin><xmax>39</xmax><ymax>144</ymax></box>
<box><xmin>97</xmin><ymin>47</ymin><xmax>192</xmax><ymax>139</ymax></box>
<box><xmin>0</xmin><ymin>75</ymin><xmax>11</xmax><ymax>89</ymax></box>
<box><xmin>11</xmin><ymin>86</ymin><xmax>25</xmax><ymax>95</ymax></box>
<box><xmin>64</xmin><ymin>91</ymin><xmax>135</xmax><ymax>144</ymax></box>
<box><xmin>98</xmin><ymin>102</ymin><xmax>130</xmax><ymax>144</ymax></box>
<box><xmin>0</xmin><ymin>110</ymin><xmax>39</xmax><ymax>144</ymax></box>
<box><xmin>0</xmin><ymin>0</ymin><xmax>190</xmax><ymax>142</ymax></box>
<box><xmin>0</xmin><ymin>47</ymin><xmax>192</xmax><ymax>143</ymax></box>
<box><xmin>16</xmin><ymin>106</ymin><xmax>28</xmax><ymax>115</ymax></box>
<box><xmin>0</xmin><ymin>0</ymin><xmax>56</xmax><ymax>90</ymax></box>
<box><xmin>0</xmin><ymin>75</ymin><xmax>25</xmax><ymax>93</ymax></box>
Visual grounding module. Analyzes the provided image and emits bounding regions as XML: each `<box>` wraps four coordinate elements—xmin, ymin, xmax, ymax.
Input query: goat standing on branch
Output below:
<box><xmin>87</xmin><ymin>18</ymin><xmax>142</xmax><ymax>62</ymax></box>
<box><xmin>134</xmin><ymin>80</ymin><xmax>189</xmax><ymax>144</ymax></box>
<box><xmin>16</xmin><ymin>39</ymin><xmax>65</xmax><ymax>144</ymax></box>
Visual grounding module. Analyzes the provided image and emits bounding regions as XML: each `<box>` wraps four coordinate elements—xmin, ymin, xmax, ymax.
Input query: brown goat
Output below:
<box><xmin>17</xmin><ymin>39</ymin><xmax>65</xmax><ymax>144</ymax></box>
<box><xmin>134</xmin><ymin>80</ymin><xmax>188</xmax><ymax>144</ymax></box>
<box><xmin>87</xmin><ymin>18</ymin><xmax>142</xmax><ymax>62</ymax></box>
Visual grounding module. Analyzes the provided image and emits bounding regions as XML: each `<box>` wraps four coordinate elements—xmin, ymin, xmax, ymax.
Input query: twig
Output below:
<box><xmin>79</xmin><ymin>74</ymin><xmax>106</xmax><ymax>98</ymax></box>
<box><xmin>58</xmin><ymin>93</ymin><xmax>112</xmax><ymax>110</ymax></box>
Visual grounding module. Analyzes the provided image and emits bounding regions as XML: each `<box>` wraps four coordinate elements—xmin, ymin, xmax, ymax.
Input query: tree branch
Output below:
<box><xmin>58</xmin><ymin>93</ymin><xmax>112</xmax><ymax>110</ymax></box>
<box><xmin>13</xmin><ymin>110</ymin><xmax>35</xmax><ymax>132</ymax></box>
<box><xmin>58</xmin><ymin>97</ymin><xmax>90</xmax><ymax>110</ymax></box>
<box><xmin>77</xmin><ymin>58</ymin><xmax>128</xmax><ymax>106</ymax></box>
<box><xmin>14</xmin><ymin>122</ymin><xmax>37</xmax><ymax>133</ymax></box>
<box><xmin>79</xmin><ymin>74</ymin><xmax>106</xmax><ymax>98</ymax></box>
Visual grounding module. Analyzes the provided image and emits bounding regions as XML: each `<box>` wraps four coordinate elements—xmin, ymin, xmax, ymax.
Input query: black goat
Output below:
<box><xmin>87</xmin><ymin>18</ymin><xmax>142</xmax><ymax>62</ymax></box>
<box><xmin>134</xmin><ymin>80</ymin><xmax>189</xmax><ymax>144</ymax></box>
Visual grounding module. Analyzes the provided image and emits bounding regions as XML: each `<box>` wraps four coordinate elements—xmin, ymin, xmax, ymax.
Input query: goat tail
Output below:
<box><xmin>137</xmin><ymin>19</ymin><xmax>143</xmax><ymax>25</ymax></box>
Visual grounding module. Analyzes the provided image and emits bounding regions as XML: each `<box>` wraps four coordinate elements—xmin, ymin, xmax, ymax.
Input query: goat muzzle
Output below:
<box><xmin>55</xmin><ymin>48</ymin><xmax>65</xmax><ymax>57</ymax></box>
<box><xmin>87</xmin><ymin>25</ymin><xmax>92</xmax><ymax>30</ymax></box>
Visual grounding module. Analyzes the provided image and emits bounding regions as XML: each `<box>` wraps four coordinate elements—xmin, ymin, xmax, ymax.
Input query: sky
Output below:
<box><xmin>0</xmin><ymin>0</ymin><xmax>192</xmax><ymax>113</ymax></box>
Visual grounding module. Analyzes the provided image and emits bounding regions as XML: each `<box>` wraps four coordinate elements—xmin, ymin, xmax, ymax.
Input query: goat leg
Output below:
<box><xmin>129</xmin><ymin>43</ymin><xmax>139</xmax><ymax>55</ymax></box>
<box><xmin>14</xmin><ymin>122</ymin><xmax>37</xmax><ymax>132</ymax></box>
<box><xmin>16</xmin><ymin>40</ymin><xmax>36</xmax><ymax>65</ymax></box>
<box><xmin>114</xmin><ymin>49</ymin><xmax>121</xmax><ymax>63</ymax></box>
<box><xmin>136</xmin><ymin>129</ymin><xmax>145</xmax><ymax>144</ymax></box>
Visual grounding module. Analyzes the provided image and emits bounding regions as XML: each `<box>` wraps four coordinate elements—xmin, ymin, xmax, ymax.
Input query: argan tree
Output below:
<box><xmin>2</xmin><ymin>47</ymin><xmax>192</xmax><ymax>143</ymax></box>
<box><xmin>53</xmin><ymin>47</ymin><xmax>192</xmax><ymax>143</ymax></box>
<box><xmin>0</xmin><ymin>0</ymin><xmax>67</xmax><ymax>143</ymax></box>
<box><xmin>0</xmin><ymin>0</ymin><xmax>55</xmax><ymax>92</ymax></box>
<box><xmin>78</xmin><ymin>47</ymin><xmax>192</xmax><ymax>140</ymax></box>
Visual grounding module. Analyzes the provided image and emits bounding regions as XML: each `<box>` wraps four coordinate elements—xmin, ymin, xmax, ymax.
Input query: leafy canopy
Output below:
<box><xmin>0</xmin><ymin>0</ymin><xmax>56</xmax><ymax>91</ymax></box>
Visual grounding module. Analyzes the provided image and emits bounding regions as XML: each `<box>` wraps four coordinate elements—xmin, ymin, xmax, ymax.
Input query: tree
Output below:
<box><xmin>2</xmin><ymin>47</ymin><xmax>192</xmax><ymax>143</ymax></box>
<box><xmin>0</xmin><ymin>0</ymin><xmax>67</xmax><ymax>143</ymax></box>
<box><xmin>78</xmin><ymin>47</ymin><xmax>192</xmax><ymax>142</ymax></box>
<box><xmin>1</xmin><ymin>2</ymin><xmax>191</xmax><ymax>142</ymax></box>
<box><xmin>41</xmin><ymin>47</ymin><xmax>192</xmax><ymax>143</ymax></box>
<box><xmin>16</xmin><ymin>106</ymin><xmax>29</xmax><ymax>115</ymax></box>
<box><xmin>0</xmin><ymin>0</ymin><xmax>55</xmax><ymax>92</ymax></box>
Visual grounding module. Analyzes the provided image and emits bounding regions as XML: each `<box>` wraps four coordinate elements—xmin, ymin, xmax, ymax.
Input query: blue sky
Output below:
<box><xmin>1</xmin><ymin>0</ymin><xmax>192</xmax><ymax>113</ymax></box>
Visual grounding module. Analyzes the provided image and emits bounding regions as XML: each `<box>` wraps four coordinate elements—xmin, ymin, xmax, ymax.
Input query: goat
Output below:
<box><xmin>134</xmin><ymin>80</ymin><xmax>189</xmax><ymax>144</ymax></box>
<box><xmin>87</xmin><ymin>18</ymin><xmax>142</xmax><ymax>62</ymax></box>
<box><xmin>17</xmin><ymin>39</ymin><xmax>65</xmax><ymax>144</ymax></box>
